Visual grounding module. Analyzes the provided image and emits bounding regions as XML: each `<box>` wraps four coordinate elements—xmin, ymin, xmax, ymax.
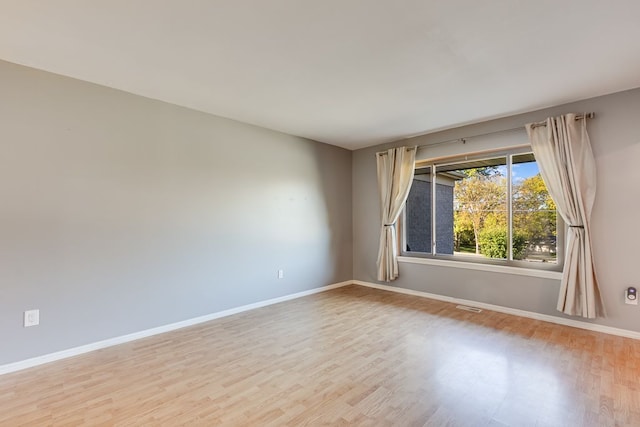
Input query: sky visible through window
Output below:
<box><xmin>513</xmin><ymin>161</ymin><xmax>539</xmax><ymax>182</ymax></box>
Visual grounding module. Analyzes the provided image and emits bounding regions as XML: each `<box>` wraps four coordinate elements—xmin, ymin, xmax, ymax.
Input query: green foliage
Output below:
<box><xmin>453</xmin><ymin>168</ymin><xmax>556</xmax><ymax>260</ymax></box>
<box><xmin>459</xmin><ymin>166</ymin><xmax>503</xmax><ymax>178</ymax></box>
<box><xmin>454</xmin><ymin>168</ymin><xmax>506</xmax><ymax>254</ymax></box>
<box><xmin>478</xmin><ymin>227</ymin><xmax>527</xmax><ymax>259</ymax></box>
<box><xmin>512</xmin><ymin>173</ymin><xmax>556</xmax><ymax>242</ymax></box>
<box><xmin>512</xmin><ymin>233</ymin><xmax>527</xmax><ymax>260</ymax></box>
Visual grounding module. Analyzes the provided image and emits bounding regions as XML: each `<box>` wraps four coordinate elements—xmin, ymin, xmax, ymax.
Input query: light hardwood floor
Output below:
<box><xmin>1</xmin><ymin>285</ymin><xmax>639</xmax><ymax>426</ymax></box>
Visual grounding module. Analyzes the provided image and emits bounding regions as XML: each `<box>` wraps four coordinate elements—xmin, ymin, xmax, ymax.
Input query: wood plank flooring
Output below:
<box><xmin>1</xmin><ymin>285</ymin><xmax>639</xmax><ymax>426</ymax></box>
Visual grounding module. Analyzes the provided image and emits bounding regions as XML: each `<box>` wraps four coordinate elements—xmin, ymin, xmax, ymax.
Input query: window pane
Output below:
<box><xmin>512</xmin><ymin>153</ymin><xmax>557</xmax><ymax>263</ymax></box>
<box><xmin>442</xmin><ymin>158</ymin><xmax>508</xmax><ymax>258</ymax></box>
<box><xmin>405</xmin><ymin>166</ymin><xmax>432</xmax><ymax>253</ymax></box>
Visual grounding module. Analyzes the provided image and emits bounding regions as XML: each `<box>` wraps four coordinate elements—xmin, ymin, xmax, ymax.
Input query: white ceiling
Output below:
<box><xmin>2</xmin><ymin>1</ymin><xmax>640</xmax><ymax>150</ymax></box>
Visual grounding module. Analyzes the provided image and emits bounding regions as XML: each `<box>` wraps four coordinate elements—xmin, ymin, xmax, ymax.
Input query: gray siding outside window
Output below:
<box><xmin>405</xmin><ymin>178</ymin><xmax>454</xmax><ymax>255</ymax></box>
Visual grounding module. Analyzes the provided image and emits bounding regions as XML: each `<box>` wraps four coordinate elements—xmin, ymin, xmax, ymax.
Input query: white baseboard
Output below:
<box><xmin>352</xmin><ymin>280</ymin><xmax>640</xmax><ymax>340</ymax></box>
<box><xmin>5</xmin><ymin>279</ymin><xmax>636</xmax><ymax>376</ymax></box>
<box><xmin>0</xmin><ymin>281</ymin><xmax>352</xmax><ymax>376</ymax></box>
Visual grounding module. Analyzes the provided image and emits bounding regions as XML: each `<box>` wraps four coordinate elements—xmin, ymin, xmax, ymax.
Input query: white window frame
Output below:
<box><xmin>399</xmin><ymin>145</ymin><xmax>564</xmax><ymax>277</ymax></box>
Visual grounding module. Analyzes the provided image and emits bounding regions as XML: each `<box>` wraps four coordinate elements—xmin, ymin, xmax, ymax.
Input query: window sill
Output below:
<box><xmin>397</xmin><ymin>256</ymin><xmax>563</xmax><ymax>280</ymax></box>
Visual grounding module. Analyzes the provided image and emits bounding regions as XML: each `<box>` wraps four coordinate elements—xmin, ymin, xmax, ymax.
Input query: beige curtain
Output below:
<box><xmin>376</xmin><ymin>146</ymin><xmax>416</xmax><ymax>282</ymax></box>
<box><xmin>525</xmin><ymin>114</ymin><xmax>604</xmax><ymax>318</ymax></box>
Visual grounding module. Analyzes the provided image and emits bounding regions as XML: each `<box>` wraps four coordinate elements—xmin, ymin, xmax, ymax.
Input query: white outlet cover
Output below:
<box><xmin>278</xmin><ymin>269</ymin><xmax>284</xmax><ymax>279</ymax></box>
<box><xmin>625</xmin><ymin>289</ymin><xmax>638</xmax><ymax>305</ymax></box>
<box><xmin>24</xmin><ymin>309</ymin><xmax>40</xmax><ymax>327</ymax></box>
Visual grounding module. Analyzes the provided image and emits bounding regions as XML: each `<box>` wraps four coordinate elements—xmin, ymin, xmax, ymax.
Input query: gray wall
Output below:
<box><xmin>353</xmin><ymin>88</ymin><xmax>640</xmax><ymax>332</ymax></box>
<box><xmin>0</xmin><ymin>60</ymin><xmax>352</xmax><ymax>365</ymax></box>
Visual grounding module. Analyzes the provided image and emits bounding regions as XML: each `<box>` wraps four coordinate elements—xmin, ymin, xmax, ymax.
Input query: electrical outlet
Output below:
<box><xmin>625</xmin><ymin>287</ymin><xmax>638</xmax><ymax>305</ymax></box>
<box><xmin>278</xmin><ymin>269</ymin><xmax>284</xmax><ymax>279</ymax></box>
<box><xmin>24</xmin><ymin>309</ymin><xmax>40</xmax><ymax>327</ymax></box>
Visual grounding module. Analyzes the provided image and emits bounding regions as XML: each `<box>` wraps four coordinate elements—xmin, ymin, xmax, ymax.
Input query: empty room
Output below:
<box><xmin>1</xmin><ymin>1</ymin><xmax>640</xmax><ymax>426</ymax></box>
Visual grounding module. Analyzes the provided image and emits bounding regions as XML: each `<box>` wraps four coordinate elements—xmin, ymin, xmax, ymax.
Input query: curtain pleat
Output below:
<box><xmin>376</xmin><ymin>147</ymin><xmax>416</xmax><ymax>282</ymax></box>
<box><xmin>525</xmin><ymin>114</ymin><xmax>604</xmax><ymax>318</ymax></box>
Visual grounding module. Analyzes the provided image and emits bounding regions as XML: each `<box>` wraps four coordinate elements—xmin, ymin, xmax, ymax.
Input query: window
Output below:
<box><xmin>403</xmin><ymin>148</ymin><xmax>562</xmax><ymax>269</ymax></box>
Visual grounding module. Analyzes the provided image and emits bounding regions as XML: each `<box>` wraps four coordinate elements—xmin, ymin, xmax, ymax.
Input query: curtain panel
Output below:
<box><xmin>376</xmin><ymin>146</ymin><xmax>416</xmax><ymax>282</ymax></box>
<box><xmin>525</xmin><ymin>114</ymin><xmax>604</xmax><ymax>318</ymax></box>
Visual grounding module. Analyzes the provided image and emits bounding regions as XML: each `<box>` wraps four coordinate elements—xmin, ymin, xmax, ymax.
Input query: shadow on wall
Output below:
<box><xmin>0</xmin><ymin>59</ymin><xmax>355</xmax><ymax>365</ymax></box>
<box><xmin>311</xmin><ymin>142</ymin><xmax>353</xmax><ymax>283</ymax></box>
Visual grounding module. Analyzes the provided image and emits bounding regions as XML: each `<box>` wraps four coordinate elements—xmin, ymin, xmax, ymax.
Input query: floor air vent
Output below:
<box><xmin>456</xmin><ymin>305</ymin><xmax>483</xmax><ymax>313</ymax></box>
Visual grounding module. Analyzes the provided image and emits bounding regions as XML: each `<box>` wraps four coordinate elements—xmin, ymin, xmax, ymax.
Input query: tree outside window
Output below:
<box><xmin>405</xmin><ymin>151</ymin><xmax>558</xmax><ymax>265</ymax></box>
